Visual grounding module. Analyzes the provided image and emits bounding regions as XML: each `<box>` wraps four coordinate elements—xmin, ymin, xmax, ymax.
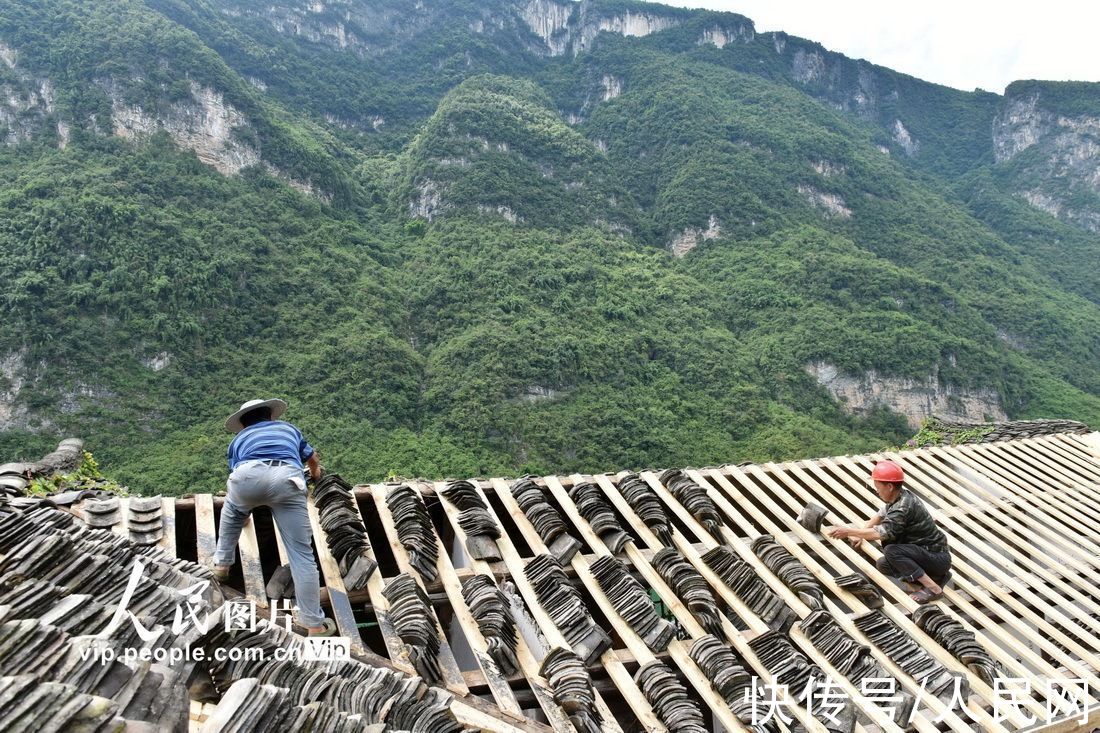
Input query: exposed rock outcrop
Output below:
<box><xmin>798</xmin><ymin>185</ymin><xmax>851</xmax><ymax>218</ymax></box>
<box><xmin>791</xmin><ymin>49</ymin><xmax>826</xmax><ymax>84</ymax></box>
<box><xmin>891</xmin><ymin>119</ymin><xmax>919</xmax><ymax>156</ymax></box>
<box><xmin>601</xmin><ymin>74</ymin><xmax>622</xmax><ymax>101</ymax></box>
<box><xmin>520</xmin><ymin>0</ymin><xmax>574</xmax><ymax>55</ymax></box>
<box><xmin>992</xmin><ymin>85</ymin><xmax>1100</xmax><ymax>231</ymax></box>
<box><xmin>520</xmin><ymin>0</ymin><xmax>681</xmax><ymax>56</ymax></box>
<box><xmin>668</xmin><ymin>215</ymin><xmax>720</xmax><ymax>257</ymax></box>
<box><xmin>806</xmin><ymin>361</ymin><xmax>1006</xmax><ymax>429</ymax></box>
<box><xmin>0</xmin><ymin>350</ymin><xmax>30</xmax><ymax>431</ymax></box>
<box><xmin>992</xmin><ymin>93</ymin><xmax>1046</xmax><ymax>162</ymax></box>
<box><xmin>812</xmin><ymin>160</ymin><xmax>845</xmax><ymax>177</ymax></box>
<box><xmin>410</xmin><ymin>178</ymin><xmax>446</xmax><ymax>220</ymax></box>
<box><xmin>109</xmin><ymin>82</ymin><xmax>260</xmax><ymax>176</ymax></box>
<box><xmin>0</xmin><ymin>42</ymin><xmax>58</xmax><ymax>146</ymax></box>
<box><xmin>698</xmin><ymin>23</ymin><xmax>754</xmax><ymax>49</ymax></box>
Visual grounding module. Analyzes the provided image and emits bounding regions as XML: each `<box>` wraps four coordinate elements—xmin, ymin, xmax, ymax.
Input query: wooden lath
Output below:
<box><xmin>113</xmin><ymin>431</ymin><xmax>1100</xmax><ymax>732</ymax></box>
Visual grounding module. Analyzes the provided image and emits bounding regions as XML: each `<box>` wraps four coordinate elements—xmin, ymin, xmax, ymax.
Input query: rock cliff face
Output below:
<box><xmin>0</xmin><ymin>350</ymin><xmax>32</xmax><ymax>431</ymax></box>
<box><xmin>0</xmin><ymin>41</ymin><xmax>60</xmax><ymax>146</ymax></box>
<box><xmin>992</xmin><ymin>84</ymin><xmax>1100</xmax><ymax>231</ymax></box>
<box><xmin>798</xmin><ymin>185</ymin><xmax>851</xmax><ymax>218</ymax></box>
<box><xmin>105</xmin><ymin>80</ymin><xmax>320</xmax><ymax>195</ymax></box>
<box><xmin>520</xmin><ymin>0</ymin><xmax>682</xmax><ymax>56</ymax></box>
<box><xmin>109</xmin><ymin>82</ymin><xmax>261</xmax><ymax>176</ymax></box>
<box><xmin>668</xmin><ymin>215</ymin><xmax>720</xmax><ymax>257</ymax></box>
<box><xmin>805</xmin><ymin>361</ymin><xmax>1006</xmax><ymax>429</ymax></box>
<box><xmin>698</xmin><ymin>23</ymin><xmax>754</xmax><ymax>49</ymax></box>
<box><xmin>220</xmin><ymin>0</ymin><xmax>405</xmax><ymax>56</ymax></box>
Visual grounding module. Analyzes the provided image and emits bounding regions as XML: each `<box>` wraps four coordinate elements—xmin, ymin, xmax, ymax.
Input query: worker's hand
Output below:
<box><xmin>828</xmin><ymin>526</ymin><xmax>853</xmax><ymax>539</ymax></box>
<box><xmin>847</xmin><ymin>537</ymin><xmax>863</xmax><ymax>548</ymax></box>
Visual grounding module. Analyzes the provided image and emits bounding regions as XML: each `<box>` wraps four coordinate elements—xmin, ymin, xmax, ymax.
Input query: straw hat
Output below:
<box><xmin>224</xmin><ymin>398</ymin><xmax>287</xmax><ymax>433</ymax></box>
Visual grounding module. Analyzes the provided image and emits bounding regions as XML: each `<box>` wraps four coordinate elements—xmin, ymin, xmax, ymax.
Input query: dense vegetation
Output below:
<box><xmin>1</xmin><ymin>0</ymin><xmax>1098</xmax><ymax>494</ymax></box>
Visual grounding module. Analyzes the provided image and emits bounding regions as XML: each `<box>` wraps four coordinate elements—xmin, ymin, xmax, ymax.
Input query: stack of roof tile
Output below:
<box><xmin>382</xmin><ymin>574</ymin><xmax>443</xmax><ymax>684</ymax></box>
<box><xmin>701</xmin><ymin>545</ymin><xmax>795</xmax><ymax>632</ymax></box>
<box><xmin>510</xmin><ymin>477</ymin><xmax>581</xmax><ymax>563</ymax></box>
<box><xmin>461</xmin><ymin>574</ymin><xmax>519</xmax><ymax>676</ymax></box>
<box><xmin>313</xmin><ymin>474</ymin><xmax>377</xmax><ymax>590</ymax></box>
<box><xmin>201</xmin><ymin>622</ymin><xmax>462</xmax><ymax>732</ymax></box>
<box><xmin>0</xmin><ymin>499</ymin><xmax>213</xmax><ymax>731</ymax></box>
<box><xmin>442</xmin><ymin>480</ymin><xmax>502</xmax><ymax>562</ymax></box>
<box><xmin>0</xmin><ymin>463</ymin><xmax>28</xmax><ymax>498</ymax></box>
<box><xmin>589</xmin><ymin>555</ymin><xmax>674</xmax><ymax>652</ymax></box>
<box><xmin>688</xmin><ymin>635</ymin><xmax>768</xmax><ymax>731</ymax></box>
<box><xmin>568</xmin><ymin>482</ymin><xmax>630</xmax><ymax>554</ymax></box>
<box><xmin>524</xmin><ymin>554</ymin><xmax>610</xmax><ymax>664</ymax></box>
<box><xmin>539</xmin><ymin>647</ymin><xmax>602</xmax><ymax>733</ymax></box>
<box><xmin>659</xmin><ymin>470</ymin><xmax>725</xmax><ymax>540</ymax></box>
<box><xmin>652</xmin><ymin>548</ymin><xmax>724</xmax><ymax>636</ymax></box>
<box><xmin>128</xmin><ymin>496</ymin><xmax>164</xmax><ymax>546</ymax></box>
<box><xmin>751</xmin><ymin>535</ymin><xmax>824</xmax><ymax>610</ymax></box>
<box><xmin>617</xmin><ymin>473</ymin><xmax>673</xmax><ymax>546</ymax></box>
<box><xmin>386</xmin><ymin>484</ymin><xmax>440</xmax><ymax>582</ymax></box>
<box><xmin>746</xmin><ymin>630</ymin><xmax>820</xmax><ymax>701</ymax></box>
<box><xmin>852</xmin><ymin>611</ymin><xmax>958</xmax><ymax>699</ymax></box>
<box><xmin>635</xmin><ymin>660</ymin><xmax>708</xmax><ymax>733</ymax></box>
<box><xmin>83</xmin><ymin>496</ymin><xmax>121</xmax><ymax>529</ymax></box>
<box><xmin>912</xmin><ymin>605</ymin><xmax>1001</xmax><ymax>685</ymax></box>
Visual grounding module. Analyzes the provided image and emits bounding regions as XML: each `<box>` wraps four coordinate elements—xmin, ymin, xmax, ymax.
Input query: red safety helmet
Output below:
<box><xmin>870</xmin><ymin>460</ymin><xmax>904</xmax><ymax>484</ymax></box>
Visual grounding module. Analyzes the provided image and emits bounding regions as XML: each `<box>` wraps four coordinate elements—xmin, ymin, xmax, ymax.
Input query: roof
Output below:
<box><xmin>910</xmin><ymin>416</ymin><xmax>1091</xmax><ymax>447</ymax></box>
<box><xmin>2</xmin><ymin>432</ymin><xmax>1100</xmax><ymax>732</ymax></box>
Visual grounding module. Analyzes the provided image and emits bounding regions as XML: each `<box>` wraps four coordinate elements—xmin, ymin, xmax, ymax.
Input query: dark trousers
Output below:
<box><xmin>876</xmin><ymin>543</ymin><xmax>951</xmax><ymax>584</ymax></box>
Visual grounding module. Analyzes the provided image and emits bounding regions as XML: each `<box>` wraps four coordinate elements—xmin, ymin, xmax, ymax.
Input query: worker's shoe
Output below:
<box><xmin>307</xmin><ymin>618</ymin><xmax>338</xmax><ymax>637</ymax></box>
<box><xmin>910</xmin><ymin>586</ymin><xmax>944</xmax><ymax>604</ymax></box>
<box><xmin>211</xmin><ymin>563</ymin><xmax>231</xmax><ymax>581</ymax></box>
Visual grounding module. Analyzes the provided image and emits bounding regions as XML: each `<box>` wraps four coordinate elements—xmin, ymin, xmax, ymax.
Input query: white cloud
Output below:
<box><xmin>645</xmin><ymin>0</ymin><xmax>1100</xmax><ymax>93</ymax></box>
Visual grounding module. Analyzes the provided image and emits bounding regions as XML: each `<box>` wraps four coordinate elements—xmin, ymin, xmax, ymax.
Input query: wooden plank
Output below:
<box><xmin>237</xmin><ymin>516</ymin><xmax>268</xmax><ymax>609</ymax></box>
<box><xmin>159</xmin><ymin>497</ymin><xmax>176</xmax><ymax>555</ymax></box>
<box><xmin>632</xmin><ymin>470</ymin><xmax>975</xmax><ymax>732</ymax></box>
<box><xmin>890</xmin><ymin>449</ymin><xmax>1100</xmax><ymax>620</ymax></box>
<box><xmin>1001</xmin><ymin>436</ymin><xmax>1100</xmax><ymax>495</ymax></box>
<box><xmin>1032</xmin><ymin>434</ymin><xmax>1100</xmax><ymax>499</ymax></box>
<box><xmin>305</xmin><ymin>497</ymin><xmax>368</xmax><ymax>656</ymax></box>
<box><xmin>532</xmin><ymin>476</ymin><xmax>751</xmax><ymax>733</ymax></box>
<box><xmin>449</xmin><ymin>700</ymin><xmax>548</xmax><ymax>733</ymax></box>
<box><xmin>977</xmin><ymin>442</ymin><xmax>1100</xmax><ymax>533</ymax></box>
<box><xmin>194</xmin><ymin>493</ymin><xmax>217</xmax><ymax>567</ymax></box>
<box><xmin>935</xmin><ymin>444</ymin><xmax>1100</xmax><ymax>563</ymax></box>
<box><xmin>726</xmin><ymin>460</ymin><xmax>1048</xmax><ymax>723</ymax></box>
<box><xmin>811</xmin><ymin>456</ymin><xmax>1099</xmax><ymax>698</ymax></box>
<box><xmin>364</xmin><ymin>484</ymin><xmax>470</xmax><ymax>696</ymax></box>
<box><xmin>436</xmin><ymin>480</ymin><xmax>580</xmax><ymax>733</ymax></box>
<box><xmin>340</xmin><ymin>493</ymin><xmax>413</xmax><ymax>674</ymax></box>
<box><xmin>924</xmin><ymin>445</ymin><xmax>1100</xmax><ymax>583</ymax></box>
<box><xmin>446</xmin><ymin>479</ymin><xmax>627</xmax><ymax>733</ymax></box>
<box><xmin>557</xmin><ymin>474</ymin><xmax>837</xmax><ymax>733</ymax></box>
<box><xmin>113</xmin><ymin>496</ymin><xmax>130</xmax><ymax>538</ymax></box>
<box><xmin>671</xmin><ymin>468</ymin><xmax>1007</xmax><ymax>731</ymax></box>
<box><xmin>1061</xmin><ymin>432</ymin><xmax>1100</xmax><ymax>463</ymax></box>
<box><xmin>840</xmin><ymin>452</ymin><xmax>1100</xmax><ymax>683</ymax></box>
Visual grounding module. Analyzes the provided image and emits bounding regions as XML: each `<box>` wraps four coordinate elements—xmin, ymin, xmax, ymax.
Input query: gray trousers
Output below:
<box><xmin>213</xmin><ymin>460</ymin><xmax>324</xmax><ymax>628</ymax></box>
<box><xmin>876</xmin><ymin>543</ymin><xmax>952</xmax><ymax>584</ymax></box>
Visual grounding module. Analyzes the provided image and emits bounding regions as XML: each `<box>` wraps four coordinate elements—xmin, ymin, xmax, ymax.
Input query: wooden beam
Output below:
<box><xmin>194</xmin><ymin>493</ymin><xmax>217</xmax><ymax>567</ymax></box>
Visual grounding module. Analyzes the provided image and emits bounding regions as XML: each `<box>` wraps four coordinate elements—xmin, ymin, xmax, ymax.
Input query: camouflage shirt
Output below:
<box><xmin>877</xmin><ymin>488</ymin><xmax>949</xmax><ymax>551</ymax></box>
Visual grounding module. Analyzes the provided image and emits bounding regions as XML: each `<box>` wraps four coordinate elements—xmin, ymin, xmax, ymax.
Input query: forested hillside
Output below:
<box><xmin>1</xmin><ymin>0</ymin><xmax>1098</xmax><ymax>494</ymax></box>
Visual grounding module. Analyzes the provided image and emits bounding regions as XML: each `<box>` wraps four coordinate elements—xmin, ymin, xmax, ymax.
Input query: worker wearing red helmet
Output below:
<box><xmin>828</xmin><ymin>460</ymin><xmax>952</xmax><ymax>604</ymax></box>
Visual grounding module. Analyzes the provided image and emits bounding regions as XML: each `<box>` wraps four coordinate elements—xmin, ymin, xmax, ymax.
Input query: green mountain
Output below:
<box><xmin>2</xmin><ymin>0</ymin><xmax>1098</xmax><ymax>493</ymax></box>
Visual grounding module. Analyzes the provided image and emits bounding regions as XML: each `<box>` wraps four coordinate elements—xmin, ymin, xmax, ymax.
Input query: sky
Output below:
<box><xmin>644</xmin><ymin>0</ymin><xmax>1100</xmax><ymax>94</ymax></box>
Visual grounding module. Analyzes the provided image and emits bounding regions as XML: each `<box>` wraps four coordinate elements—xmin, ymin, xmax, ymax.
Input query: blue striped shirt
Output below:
<box><xmin>227</xmin><ymin>421</ymin><xmax>315</xmax><ymax>470</ymax></box>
